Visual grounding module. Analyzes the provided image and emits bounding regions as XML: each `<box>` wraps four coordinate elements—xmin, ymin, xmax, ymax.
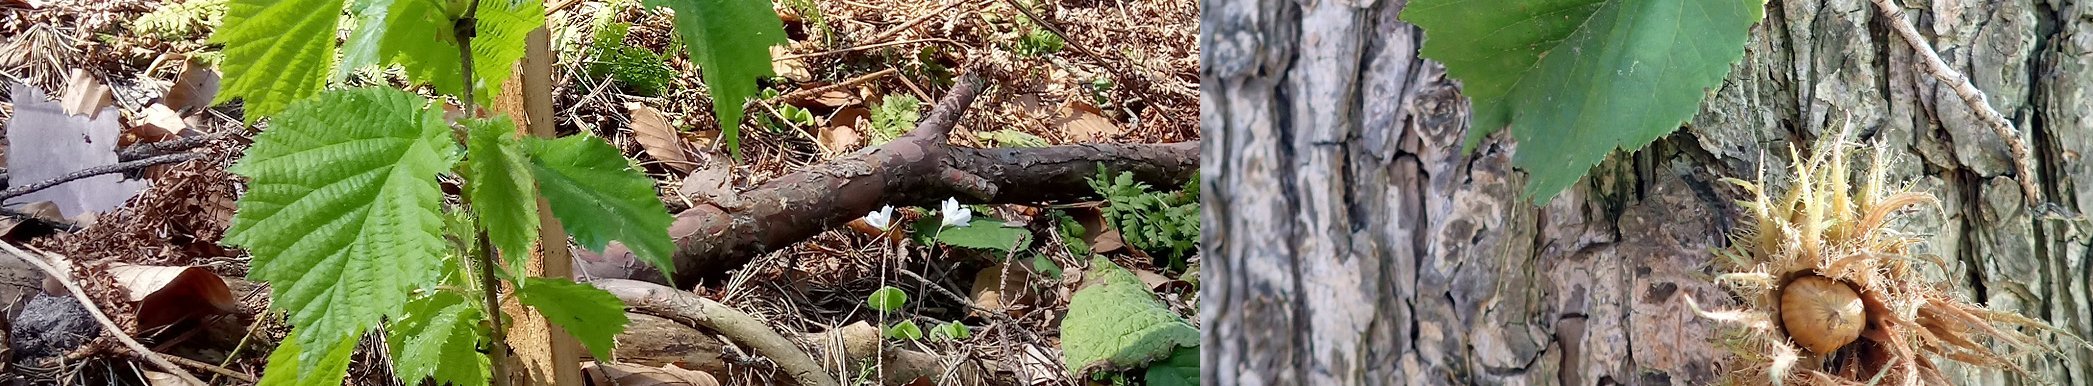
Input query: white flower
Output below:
<box><xmin>941</xmin><ymin>198</ymin><xmax>972</xmax><ymax>227</ymax></box>
<box><xmin>865</xmin><ymin>205</ymin><xmax>895</xmax><ymax>231</ymax></box>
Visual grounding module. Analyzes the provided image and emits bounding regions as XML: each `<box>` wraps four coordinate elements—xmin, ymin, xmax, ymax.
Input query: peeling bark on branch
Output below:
<box><xmin>576</xmin><ymin>74</ymin><xmax>1201</xmax><ymax>284</ymax></box>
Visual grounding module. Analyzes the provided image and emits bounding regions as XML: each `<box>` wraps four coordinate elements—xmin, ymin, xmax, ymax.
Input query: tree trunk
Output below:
<box><xmin>1200</xmin><ymin>0</ymin><xmax>2093</xmax><ymax>384</ymax></box>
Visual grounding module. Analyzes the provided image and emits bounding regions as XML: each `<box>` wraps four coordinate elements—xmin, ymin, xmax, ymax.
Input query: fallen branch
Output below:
<box><xmin>1869</xmin><ymin>0</ymin><xmax>2041</xmax><ymax>205</ymax></box>
<box><xmin>592</xmin><ymin>278</ymin><xmax>840</xmax><ymax>386</ymax></box>
<box><xmin>575</xmin><ymin>73</ymin><xmax>1200</xmax><ymax>283</ymax></box>
<box><xmin>117</xmin><ymin>131</ymin><xmax>233</xmax><ymax>162</ymax></box>
<box><xmin>611</xmin><ymin>313</ymin><xmax>994</xmax><ymax>386</ymax></box>
<box><xmin>0</xmin><ymin>152</ymin><xmax>201</xmax><ymax>202</ymax></box>
<box><xmin>0</xmin><ymin>242</ymin><xmax>208</xmax><ymax>386</ymax></box>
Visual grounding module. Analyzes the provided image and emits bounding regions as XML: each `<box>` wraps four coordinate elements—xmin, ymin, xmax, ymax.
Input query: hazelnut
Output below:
<box><xmin>1780</xmin><ymin>275</ymin><xmax>1865</xmax><ymax>354</ymax></box>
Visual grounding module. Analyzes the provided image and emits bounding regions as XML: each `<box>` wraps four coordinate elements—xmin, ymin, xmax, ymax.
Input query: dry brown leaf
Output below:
<box><xmin>583</xmin><ymin>362</ymin><xmax>721</xmax><ymax>386</ymax></box>
<box><xmin>1065</xmin><ymin>205</ymin><xmax>1125</xmax><ymax>254</ymax></box>
<box><xmin>969</xmin><ymin>260</ymin><xmax>1037</xmax><ymax>317</ymax></box>
<box><xmin>0</xmin><ymin>201</ymin><xmax>61</xmax><ymax>238</ymax></box>
<box><xmin>140</xmin><ymin>370</ymin><xmax>201</xmax><ymax>386</ymax></box>
<box><xmin>59</xmin><ymin>69</ymin><xmax>113</xmax><ymax>118</ymax></box>
<box><xmin>819</xmin><ymin>125</ymin><xmax>862</xmax><ymax>155</ymax></box>
<box><xmin>107</xmin><ymin>264</ymin><xmax>235</xmax><ymax>330</ymax></box>
<box><xmin>1050</xmin><ymin>100</ymin><xmax>1123</xmax><ymax>142</ymax></box>
<box><xmin>770</xmin><ymin>45</ymin><xmax>811</xmax><ymax>83</ymax></box>
<box><xmin>628</xmin><ymin>103</ymin><xmax>694</xmax><ymax>173</ymax></box>
<box><xmin>818</xmin><ymin>106</ymin><xmax>870</xmax><ymax>155</ymax></box>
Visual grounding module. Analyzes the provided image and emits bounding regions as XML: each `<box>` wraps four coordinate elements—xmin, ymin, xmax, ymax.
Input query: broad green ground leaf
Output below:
<box><xmin>377</xmin><ymin>0</ymin><xmax>544</xmax><ymax>103</ymax></box>
<box><xmin>224</xmin><ymin>87</ymin><xmax>455</xmax><ymax>358</ymax></box>
<box><xmin>211</xmin><ymin>0</ymin><xmax>346</xmax><ymax>122</ymax></box>
<box><xmin>1060</xmin><ymin>257</ymin><xmax>1197</xmax><ymax>375</ymax></box>
<box><xmin>516</xmin><ymin>277</ymin><xmax>630</xmax><ymax>360</ymax></box>
<box><xmin>867</xmin><ymin>286</ymin><xmax>907</xmax><ymax>312</ymax></box>
<box><xmin>643</xmin><ymin>0</ymin><xmax>787</xmax><ymax>159</ymax></box>
<box><xmin>936</xmin><ymin>218</ymin><xmax>1032</xmax><ymax>253</ymax></box>
<box><xmin>256</xmin><ymin>331</ymin><xmax>358</xmax><ymax>386</ymax></box>
<box><xmin>1143</xmin><ymin>346</ymin><xmax>1199</xmax><ymax>386</ymax></box>
<box><xmin>523</xmin><ymin>135</ymin><xmax>676</xmax><ymax>277</ymax></box>
<box><xmin>465</xmin><ymin>116</ymin><xmax>541</xmax><ymax>258</ymax></box>
<box><xmin>1403</xmin><ymin>0</ymin><xmax>1764</xmax><ymax>202</ymax></box>
<box><xmin>387</xmin><ymin>291</ymin><xmax>489</xmax><ymax>386</ymax></box>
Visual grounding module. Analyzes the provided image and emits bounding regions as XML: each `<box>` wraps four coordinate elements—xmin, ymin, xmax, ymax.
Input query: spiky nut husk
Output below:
<box><xmin>1779</xmin><ymin>274</ymin><xmax>1864</xmax><ymax>355</ymax></box>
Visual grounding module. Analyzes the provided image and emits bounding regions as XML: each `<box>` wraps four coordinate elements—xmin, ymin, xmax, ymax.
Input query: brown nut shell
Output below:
<box><xmin>1780</xmin><ymin>275</ymin><xmax>1865</xmax><ymax>354</ymax></box>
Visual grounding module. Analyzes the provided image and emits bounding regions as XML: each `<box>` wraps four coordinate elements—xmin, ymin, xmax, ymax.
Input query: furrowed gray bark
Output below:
<box><xmin>1202</xmin><ymin>0</ymin><xmax>2093</xmax><ymax>384</ymax></box>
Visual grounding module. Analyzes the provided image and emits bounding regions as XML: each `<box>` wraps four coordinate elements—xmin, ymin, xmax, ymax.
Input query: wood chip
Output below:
<box><xmin>132</xmin><ymin>103</ymin><xmax>188</xmax><ymax>141</ymax></box>
<box><xmin>628</xmin><ymin>103</ymin><xmax>694</xmax><ymax>173</ymax></box>
<box><xmin>162</xmin><ymin>59</ymin><xmax>220</xmax><ymax>113</ymax></box>
<box><xmin>59</xmin><ymin>69</ymin><xmax>113</xmax><ymax>118</ymax></box>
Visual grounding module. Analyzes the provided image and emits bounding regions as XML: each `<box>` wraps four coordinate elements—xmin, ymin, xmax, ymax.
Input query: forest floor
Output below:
<box><xmin>0</xmin><ymin>0</ymin><xmax>1199</xmax><ymax>384</ymax></box>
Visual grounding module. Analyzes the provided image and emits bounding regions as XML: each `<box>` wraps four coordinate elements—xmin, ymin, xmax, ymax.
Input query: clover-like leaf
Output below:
<box><xmin>523</xmin><ymin>134</ymin><xmax>677</xmax><ymax>278</ymax></box>
<box><xmin>1404</xmin><ymin>0</ymin><xmax>1765</xmax><ymax>202</ymax></box>
<box><xmin>224</xmin><ymin>87</ymin><xmax>455</xmax><ymax>359</ymax></box>
<box><xmin>867</xmin><ymin>286</ymin><xmax>907</xmax><ymax>313</ymax></box>
<box><xmin>515</xmin><ymin>277</ymin><xmax>631</xmax><ymax>361</ymax></box>
<box><xmin>211</xmin><ymin>0</ymin><xmax>346</xmax><ymax>121</ymax></box>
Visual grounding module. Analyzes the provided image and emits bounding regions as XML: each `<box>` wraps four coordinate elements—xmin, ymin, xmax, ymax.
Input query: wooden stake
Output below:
<box><xmin>493</xmin><ymin>26</ymin><xmax>587</xmax><ymax>386</ymax></box>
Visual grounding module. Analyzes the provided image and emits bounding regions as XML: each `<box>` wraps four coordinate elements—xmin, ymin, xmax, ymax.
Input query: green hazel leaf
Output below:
<box><xmin>936</xmin><ymin>218</ymin><xmax>1032</xmax><ymax>253</ymax></box>
<box><xmin>642</xmin><ymin>0</ymin><xmax>788</xmax><ymax>159</ymax></box>
<box><xmin>515</xmin><ymin>277</ymin><xmax>631</xmax><ymax>360</ymax></box>
<box><xmin>224</xmin><ymin>87</ymin><xmax>455</xmax><ymax>358</ymax></box>
<box><xmin>1143</xmin><ymin>346</ymin><xmax>1199</xmax><ymax>386</ymax></box>
<box><xmin>338</xmin><ymin>0</ymin><xmax>397</xmax><ymax>80</ymax></box>
<box><xmin>523</xmin><ymin>134</ymin><xmax>677</xmax><ymax>278</ymax></box>
<box><xmin>210</xmin><ymin>0</ymin><xmax>346</xmax><ymax>122</ymax></box>
<box><xmin>1060</xmin><ymin>257</ymin><xmax>1198</xmax><ymax>375</ymax></box>
<box><xmin>387</xmin><ymin>291</ymin><xmax>489</xmax><ymax>386</ymax></box>
<box><xmin>256</xmin><ymin>331</ymin><xmax>358</xmax><ymax>386</ymax></box>
<box><xmin>464</xmin><ymin>116</ymin><xmax>541</xmax><ymax>258</ymax></box>
<box><xmin>1403</xmin><ymin>0</ymin><xmax>1764</xmax><ymax>203</ymax></box>
<box><xmin>867</xmin><ymin>286</ymin><xmax>907</xmax><ymax>313</ymax></box>
<box><xmin>884</xmin><ymin>320</ymin><xmax>923</xmax><ymax>341</ymax></box>
<box><xmin>378</xmin><ymin>0</ymin><xmax>544</xmax><ymax>104</ymax></box>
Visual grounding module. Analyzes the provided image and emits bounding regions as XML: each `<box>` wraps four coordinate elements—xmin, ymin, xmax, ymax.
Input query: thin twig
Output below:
<box><xmin>863</xmin><ymin>0</ymin><xmax>975</xmax><ymax>44</ymax></box>
<box><xmin>771</xmin><ymin>68</ymin><xmax>898</xmax><ymax>104</ymax></box>
<box><xmin>0</xmin><ymin>242</ymin><xmax>208</xmax><ymax>386</ymax></box>
<box><xmin>154</xmin><ymin>348</ymin><xmax>260</xmax><ymax>384</ymax></box>
<box><xmin>1869</xmin><ymin>0</ymin><xmax>2041</xmax><ymax>205</ymax></box>
<box><xmin>772</xmin><ymin>38</ymin><xmax>956</xmax><ymax>63</ymax></box>
<box><xmin>0</xmin><ymin>152</ymin><xmax>201</xmax><ymax>202</ymax></box>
